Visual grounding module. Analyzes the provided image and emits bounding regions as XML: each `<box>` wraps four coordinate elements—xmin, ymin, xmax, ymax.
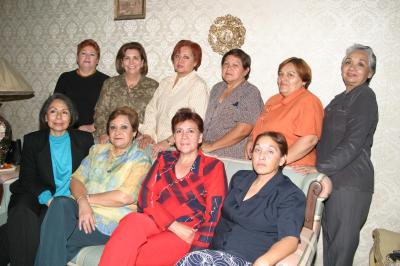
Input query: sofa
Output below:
<box><xmin>0</xmin><ymin>156</ymin><xmax>332</xmax><ymax>266</ymax></box>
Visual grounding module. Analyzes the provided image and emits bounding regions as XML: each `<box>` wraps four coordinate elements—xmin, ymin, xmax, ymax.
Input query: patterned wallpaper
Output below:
<box><xmin>1</xmin><ymin>0</ymin><xmax>399</xmax><ymax>264</ymax></box>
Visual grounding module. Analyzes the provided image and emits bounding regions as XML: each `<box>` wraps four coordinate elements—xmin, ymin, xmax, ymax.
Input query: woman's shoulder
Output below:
<box><xmin>277</xmin><ymin>173</ymin><xmax>306</xmax><ymax>199</ymax></box>
<box><xmin>201</xmin><ymin>152</ymin><xmax>224</xmax><ymax>166</ymax></box>
<box><xmin>127</xmin><ymin>141</ymin><xmax>152</xmax><ymax>162</ymax></box>
<box><xmin>300</xmin><ymin>89</ymin><xmax>322</xmax><ymax>103</ymax></box>
<box><xmin>103</xmin><ymin>75</ymin><xmax>123</xmax><ymax>85</ymax></box>
<box><xmin>95</xmin><ymin>70</ymin><xmax>110</xmax><ymax>80</ymax></box>
<box><xmin>210</xmin><ymin>81</ymin><xmax>226</xmax><ymax>94</ymax></box>
<box><xmin>69</xmin><ymin>129</ymin><xmax>94</xmax><ymax>142</ymax></box>
<box><xmin>23</xmin><ymin>129</ymin><xmax>47</xmax><ymax>142</ymax></box>
<box><xmin>87</xmin><ymin>143</ymin><xmax>111</xmax><ymax>155</ymax></box>
<box><xmin>190</xmin><ymin>72</ymin><xmax>207</xmax><ymax>85</ymax></box>
<box><xmin>58</xmin><ymin>70</ymin><xmax>77</xmax><ymax>78</ymax></box>
<box><xmin>240</xmin><ymin>81</ymin><xmax>263</xmax><ymax>98</ymax></box>
<box><xmin>241</xmin><ymin>80</ymin><xmax>259</xmax><ymax>91</ymax></box>
<box><xmin>230</xmin><ymin>170</ymin><xmax>255</xmax><ymax>185</ymax></box>
<box><xmin>355</xmin><ymin>84</ymin><xmax>377</xmax><ymax>101</ymax></box>
<box><xmin>141</xmin><ymin>76</ymin><xmax>159</xmax><ymax>88</ymax></box>
<box><xmin>265</xmin><ymin>92</ymin><xmax>282</xmax><ymax>104</ymax></box>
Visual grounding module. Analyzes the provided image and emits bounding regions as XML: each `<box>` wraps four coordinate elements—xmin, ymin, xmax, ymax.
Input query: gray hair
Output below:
<box><xmin>343</xmin><ymin>43</ymin><xmax>376</xmax><ymax>83</ymax></box>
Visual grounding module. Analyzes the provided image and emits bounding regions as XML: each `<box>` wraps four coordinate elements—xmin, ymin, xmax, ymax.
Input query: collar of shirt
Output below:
<box><xmin>159</xmin><ymin>150</ymin><xmax>204</xmax><ymax>178</ymax></box>
<box><xmin>233</xmin><ymin>170</ymin><xmax>285</xmax><ymax>204</ymax></box>
<box><xmin>280</xmin><ymin>87</ymin><xmax>307</xmax><ymax>105</ymax></box>
<box><xmin>169</xmin><ymin>70</ymin><xmax>197</xmax><ymax>89</ymax></box>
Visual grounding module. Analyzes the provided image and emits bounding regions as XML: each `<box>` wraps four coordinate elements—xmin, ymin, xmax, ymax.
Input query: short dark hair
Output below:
<box><xmin>77</xmin><ymin>39</ymin><xmax>100</xmax><ymax>59</ymax></box>
<box><xmin>253</xmin><ymin>131</ymin><xmax>288</xmax><ymax>156</ymax></box>
<box><xmin>171</xmin><ymin>40</ymin><xmax>202</xmax><ymax>71</ymax></box>
<box><xmin>39</xmin><ymin>93</ymin><xmax>78</xmax><ymax>130</ymax></box>
<box><xmin>221</xmin><ymin>49</ymin><xmax>251</xmax><ymax>80</ymax></box>
<box><xmin>115</xmin><ymin>42</ymin><xmax>148</xmax><ymax>75</ymax></box>
<box><xmin>171</xmin><ymin>108</ymin><xmax>204</xmax><ymax>133</ymax></box>
<box><xmin>278</xmin><ymin>57</ymin><xmax>312</xmax><ymax>89</ymax></box>
<box><xmin>106</xmin><ymin>106</ymin><xmax>139</xmax><ymax>135</ymax></box>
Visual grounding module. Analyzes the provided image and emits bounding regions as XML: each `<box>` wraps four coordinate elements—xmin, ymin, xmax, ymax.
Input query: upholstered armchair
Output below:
<box><xmin>370</xmin><ymin>228</ymin><xmax>400</xmax><ymax>266</ymax></box>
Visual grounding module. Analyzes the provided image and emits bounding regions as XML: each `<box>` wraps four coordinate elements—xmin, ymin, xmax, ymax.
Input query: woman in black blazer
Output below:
<box><xmin>0</xmin><ymin>93</ymin><xmax>93</xmax><ymax>266</ymax></box>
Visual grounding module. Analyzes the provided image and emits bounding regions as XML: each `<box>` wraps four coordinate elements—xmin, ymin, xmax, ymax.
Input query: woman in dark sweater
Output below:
<box><xmin>54</xmin><ymin>39</ymin><xmax>109</xmax><ymax>132</ymax></box>
<box><xmin>0</xmin><ymin>94</ymin><xmax>93</xmax><ymax>266</ymax></box>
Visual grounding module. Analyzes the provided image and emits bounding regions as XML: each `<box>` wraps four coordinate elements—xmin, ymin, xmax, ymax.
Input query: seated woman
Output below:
<box><xmin>202</xmin><ymin>48</ymin><xmax>264</xmax><ymax>159</ymax></box>
<box><xmin>54</xmin><ymin>39</ymin><xmax>109</xmax><ymax>133</ymax></box>
<box><xmin>94</xmin><ymin>42</ymin><xmax>159</xmax><ymax>143</ymax></box>
<box><xmin>99</xmin><ymin>108</ymin><xmax>227</xmax><ymax>266</ymax></box>
<box><xmin>0</xmin><ymin>93</ymin><xmax>93</xmax><ymax>266</ymax></box>
<box><xmin>245</xmin><ymin>57</ymin><xmax>324</xmax><ymax>166</ymax></box>
<box><xmin>34</xmin><ymin>107</ymin><xmax>152</xmax><ymax>266</ymax></box>
<box><xmin>177</xmin><ymin>131</ymin><xmax>306</xmax><ymax>266</ymax></box>
<box><xmin>139</xmin><ymin>40</ymin><xmax>209</xmax><ymax>156</ymax></box>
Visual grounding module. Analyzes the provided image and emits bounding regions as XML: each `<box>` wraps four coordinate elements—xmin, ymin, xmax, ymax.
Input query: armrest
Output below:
<box><xmin>283</xmin><ymin>167</ymin><xmax>332</xmax><ymax>232</ymax></box>
<box><xmin>278</xmin><ymin>167</ymin><xmax>332</xmax><ymax>266</ymax></box>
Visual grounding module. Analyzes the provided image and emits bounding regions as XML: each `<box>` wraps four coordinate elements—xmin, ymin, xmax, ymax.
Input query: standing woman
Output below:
<box><xmin>54</xmin><ymin>39</ymin><xmax>109</xmax><ymax>132</ymax></box>
<box><xmin>295</xmin><ymin>44</ymin><xmax>379</xmax><ymax>266</ymax></box>
<box><xmin>245</xmin><ymin>57</ymin><xmax>324</xmax><ymax>166</ymax></box>
<box><xmin>99</xmin><ymin>108</ymin><xmax>227</xmax><ymax>266</ymax></box>
<box><xmin>139</xmin><ymin>40</ymin><xmax>209</xmax><ymax>155</ymax></box>
<box><xmin>201</xmin><ymin>49</ymin><xmax>263</xmax><ymax>159</ymax></box>
<box><xmin>94</xmin><ymin>42</ymin><xmax>159</xmax><ymax>144</ymax></box>
<box><xmin>0</xmin><ymin>94</ymin><xmax>93</xmax><ymax>266</ymax></box>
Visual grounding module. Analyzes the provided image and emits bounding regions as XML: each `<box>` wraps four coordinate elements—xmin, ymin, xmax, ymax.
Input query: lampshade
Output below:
<box><xmin>0</xmin><ymin>58</ymin><xmax>34</xmax><ymax>101</ymax></box>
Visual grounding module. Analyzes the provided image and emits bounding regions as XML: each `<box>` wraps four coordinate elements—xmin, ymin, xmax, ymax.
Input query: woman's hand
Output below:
<box><xmin>151</xmin><ymin>140</ymin><xmax>170</xmax><ymax>159</ymax></box>
<box><xmin>253</xmin><ymin>258</ymin><xmax>270</xmax><ymax>266</ymax></box>
<box><xmin>78</xmin><ymin>124</ymin><xmax>96</xmax><ymax>133</ymax></box>
<box><xmin>78</xmin><ymin>198</ymin><xmax>96</xmax><ymax>234</ymax></box>
<box><xmin>138</xmin><ymin>134</ymin><xmax>155</xmax><ymax>149</ymax></box>
<box><xmin>46</xmin><ymin>198</ymin><xmax>53</xmax><ymax>207</ymax></box>
<box><xmin>201</xmin><ymin>142</ymin><xmax>214</xmax><ymax>153</ymax></box>
<box><xmin>245</xmin><ymin>139</ymin><xmax>254</xmax><ymax>159</ymax></box>
<box><xmin>98</xmin><ymin>134</ymin><xmax>109</xmax><ymax>144</ymax></box>
<box><xmin>292</xmin><ymin>165</ymin><xmax>318</xmax><ymax>175</ymax></box>
<box><xmin>168</xmin><ymin>221</ymin><xmax>196</xmax><ymax>244</ymax></box>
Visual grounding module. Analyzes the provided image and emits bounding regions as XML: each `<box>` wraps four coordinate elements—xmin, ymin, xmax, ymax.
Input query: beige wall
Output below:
<box><xmin>1</xmin><ymin>0</ymin><xmax>399</xmax><ymax>264</ymax></box>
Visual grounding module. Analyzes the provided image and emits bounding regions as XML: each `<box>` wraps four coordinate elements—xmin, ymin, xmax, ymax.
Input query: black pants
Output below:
<box><xmin>322</xmin><ymin>187</ymin><xmax>372</xmax><ymax>266</ymax></box>
<box><xmin>0</xmin><ymin>193</ymin><xmax>47</xmax><ymax>266</ymax></box>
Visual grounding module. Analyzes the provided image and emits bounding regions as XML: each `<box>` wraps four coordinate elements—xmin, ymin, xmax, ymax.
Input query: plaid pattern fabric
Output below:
<box><xmin>138</xmin><ymin>150</ymin><xmax>227</xmax><ymax>250</ymax></box>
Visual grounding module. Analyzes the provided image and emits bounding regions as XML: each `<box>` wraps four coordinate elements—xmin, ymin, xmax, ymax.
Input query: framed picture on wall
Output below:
<box><xmin>114</xmin><ymin>0</ymin><xmax>146</xmax><ymax>20</ymax></box>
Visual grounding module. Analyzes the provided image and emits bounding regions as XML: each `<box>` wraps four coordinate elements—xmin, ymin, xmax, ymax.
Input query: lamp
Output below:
<box><xmin>0</xmin><ymin>58</ymin><xmax>33</xmax><ymax>166</ymax></box>
<box><xmin>0</xmin><ymin>58</ymin><xmax>34</xmax><ymax>101</ymax></box>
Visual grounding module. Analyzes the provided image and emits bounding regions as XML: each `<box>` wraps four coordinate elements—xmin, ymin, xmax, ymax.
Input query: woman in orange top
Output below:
<box><xmin>245</xmin><ymin>57</ymin><xmax>323</xmax><ymax>166</ymax></box>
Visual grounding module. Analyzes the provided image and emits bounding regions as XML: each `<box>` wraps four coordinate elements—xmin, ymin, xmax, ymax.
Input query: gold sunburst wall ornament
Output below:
<box><xmin>208</xmin><ymin>14</ymin><xmax>246</xmax><ymax>55</ymax></box>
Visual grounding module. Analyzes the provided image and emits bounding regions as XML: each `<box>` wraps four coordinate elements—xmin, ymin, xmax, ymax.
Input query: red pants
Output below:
<box><xmin>99</xmin><ymin>213</ymin><xmax>191</xmax><ymax>266</ymax></box>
